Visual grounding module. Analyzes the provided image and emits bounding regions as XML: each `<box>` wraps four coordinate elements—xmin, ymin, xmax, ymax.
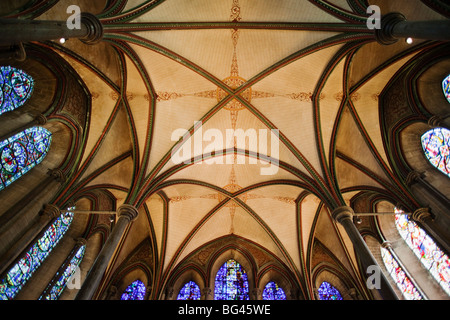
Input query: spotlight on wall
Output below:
<box><xmin>406</xmin><ymin>37</ymin><xmax>414</xmax><ymax>44</ymax></box>
<box><xmin>59</xmin><ymin>38</ymin><xmax>66</xmax><ymax>44</ymax></box>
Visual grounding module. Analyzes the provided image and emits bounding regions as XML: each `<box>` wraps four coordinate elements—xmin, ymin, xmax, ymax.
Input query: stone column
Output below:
<box><xmin>0</xmin><ymin>168</ymin><xmax>66</xmax><ymax>239</ymax></box>
<box><xmin>75</xmin><ymin>204</ymin><xmax>139</xmax><ymax>300</ymax></box>
<box><xmin>375</xmin><ymin>12</ymin><xmax>450</xmax><ymax>45</ymax></box>
<box><xmin>0</xmin><ymin>13</ymin><xmax>103</xmax><ymax>45</ymax></box>
<box><xmin>201</xmin><ymin>287</ymin><xmax>212</xmax><ymax>300</ymax></box>
<box><xmin>0</xmin><ymin>114</ymin><xmax>47</xmax><ymax>143</ymax></box>
<box><xmin>332</xmin><ymin>206</ymin><xmax>398</xmax><ymax>300</ymax></box>
<box><xmin>165</xmin><ymin>286</ymin><xmax>174</xmax><ymax>300</ymax></box>
<box><xmin>104</xmin><ymin>285</ymin><xmax>118</xmax><ymax>300</ymax></box>
<box><xmin>0</xmin><ymin>203</ymin><xmax>61</xmax><ymax>275</ymax></box>
<box><xmin>252</xmin><ymin>288</ymin><xmax>262</xmax><ymax>300</ymax></box>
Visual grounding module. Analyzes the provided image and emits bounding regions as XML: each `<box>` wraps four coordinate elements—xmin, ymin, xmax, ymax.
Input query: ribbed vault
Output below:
<box><xmin>2</xmin><ymin>0</ymin><xmax>449</xmax><ymax>300</ymax></box>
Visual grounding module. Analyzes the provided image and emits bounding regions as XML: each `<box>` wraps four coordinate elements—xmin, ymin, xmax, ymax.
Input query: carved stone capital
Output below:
<box><xmin>375</xmin><ymin>12</ymin><xmax>407</xmax><ymax>45</ymax></box>
<box><xmin>35</xmin><ymin>114</ymin><xmax>47</xmax><ymax>125</ymax></box>
<box><xmin>405</xmin><ymin>171</ymin><xmax>422</xmax><ymax>187</ymax></box>
<box><xmin>47</xmin><ymin>168</ymin><xmax>66</xmax><ymax>183</ymax></box>
<box><xmin>80</xmin><ymin>13</ymin><xmax>104</xmax><ymax>45</ymax></box>
<box><xmin>117</xmin><ymin>204</ymin><xmax>139</xmax><ymax>222</ymax></box>
<box><xmin>381</xmin><ymin>241</ymin><xmax>392</xmax><ymax>249</ymax></box>
<box><xmin>412</xmin><ymin>208</ymin><xmax>434</xmax><ymax>223</ymax></box>
<box><xmin>252</xmin><ymin>288</ymin><xmax>262</xmax><ymax>299</ymax></box>
<box><xmin>75</xmin><ymin>238</ymin><xmax>87</xmax><ymax>246</ymax></box>
<box><xmin>201</xmin><ymin>287</ymin><xmax>212</xmax><ymax>298</ymax></box>
<box><xmin>428</xmin><ymin>115</ymin><xmax>443</xmax><ymax>128</ymax></box>
<box><xmin>332</xmin><ymin>206</ymin><xmax>354</xmax><ymax>224</ymax></box>
<box><xmin>41</xmin><ymin>204</ymin><xmax>60</xmax><ymax>219</ymax></box>
<box><xmin>166</xmin><ymin>287</ymin><xmax>174</xmax><ymax>299</ymax></box>
<box><xmin>13</xmin><ymin>42</ymin><xmax>26</xmax><ymax>61</ymax></box>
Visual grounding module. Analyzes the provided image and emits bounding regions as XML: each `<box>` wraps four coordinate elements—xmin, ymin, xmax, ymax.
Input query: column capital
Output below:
<box><xmin>41</xmin><ymin>203</ymin><xmax>60</xmax><ymax>219</ymax></box>
<box><xmin>331</xmin><ymin>206</ymin><xmax>354</xmax><ymax>224</ymax></box>
<box><xmin>428</xmin><ymin>115</ymin><xmax>443</xmax><ymax>128</ymax></box>
<box><xmin>201</xmin><ymin>287</ymin><xmax>212</xmax><ymax>299</ymax></box>
<box><xmin>375</xmin><ymin>12</ymin><xmax>407</xmax><ymax>45</ymax></box>
<box><xmin>80</xmin><ymin>13</ymin><xmax>104</xmax><ymax>45</ymax></box>
<box><xmin>35</xmin><ymin>114</ymin><xmax>47</xmax><ymax>125</ymax></box>
<box><xmin>47</xmin><ymin>168</ymin><xmax>67</xmax><ymax>183</ymax></box>
<box><xmin>117</xmin><ymin>204</ymin><xmax>139</xmax><ymax>222</ymax></box>
<box><xmin>405</xmin><ymin>170</ymin><xmax>422</xmax><ymax>187</ymax></box>
<box><xmin>252</xmin><ymin>288</ymin><xmax>262</xmax><ymax>300</ymax></box>
<box><xmin>412</xmin><ymin>207</ymin><xmax>434</xmax><ymax>223</ymax></box>
<box><xmin>166</xmin><ymin>287</ymin><xmax>174</xmax><ymax>299</ymax></box>
<box><xmin>75</xmin><ymin>237</ymin><xmax>87</xmax><ymax>246</ymax></box>
<box><xmin>381</xmin><ymin>241</ymin><xmax>392</xmax><ymax>249</ymax></box>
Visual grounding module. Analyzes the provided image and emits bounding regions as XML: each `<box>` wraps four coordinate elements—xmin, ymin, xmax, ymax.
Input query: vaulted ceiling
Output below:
<box><xmin>5</xmin><ymin>0</ymin><xmax>449</xmax><ymax>299</ymax></box>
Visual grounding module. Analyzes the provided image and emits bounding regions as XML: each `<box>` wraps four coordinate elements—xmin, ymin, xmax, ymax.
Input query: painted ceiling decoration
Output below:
<box><xmin>1</xmin><ymin>0</ymin><xmax>449</xmax><ymax>300</ymax></box>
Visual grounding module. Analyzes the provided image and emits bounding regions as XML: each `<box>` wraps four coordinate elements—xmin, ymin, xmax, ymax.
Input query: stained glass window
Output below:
<box><xmin>177</xmin><ymin>281</ymin><xmax>201</xmax><ymax>300</ymax></box>
<box><xmin>214</xmin><ymin>259</ymin><xmax>249</xmax><ymax>300</ymax></box>
<box><xmin>395</xmin><ymin>209</ymin><xmax>450</xmax><ymax>295</ymax></box>
<box><xmin>317</xmin><ymin>282</ymin><xmax>343</xmax><ymax>300</ymax></box>
<box><xmin>121</xmin><ymin>280</ymin><xmax>146</xmax><ymax>300</ymax></box>
<box><xmin>39</xmin><ymin>244</ymin><xmax>86</xmax><ymax>300</ymax></box>
<box><xmin>262</xmin><ymin>281</ymin><xmax>287</xmax><ymax>300</ymax></box>
<box><xmin>421</xmin><ymin>128</ymin><xmax>450</xmax><ymax>178</ymax></box>
<box><xmin>0</xmin><ymin>208</ymin><xmax>75</xmax><ymax>300</ymax></box>
<box><xmin>381</xmin><ymin>246</ymin><xmax>424</xmax><ymax>300</ymax></box>
<box><xmin>443</xmin><ymin>74</ymin><xmax>450</xmax><ymax>103</ymax></box>
<box><xmin>0</xmin><ymin>66</ymin><xmax>34</xmax><ymax>115</ymax></box>
<box><xmin>0</xmin><ymin>126</ymin><xmax>52</xmax><ymax>191</ymax></box>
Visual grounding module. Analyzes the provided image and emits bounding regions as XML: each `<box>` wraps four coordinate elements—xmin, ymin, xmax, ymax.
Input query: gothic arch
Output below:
<box><xmin>167</xmin><ymin>267</ymin><xmax>206</xmax><ymax>300</ymax></box>
<box><xmin>312</xmin><ymin>268</ymin><xmax>351</xmax><ymax>300</ymax></box>
<box><xmin>380</xmin><ymin>44</ymin><xmax>450</xmax><ymax>186</ymax></box>
<box><xmin>257</xmin><ymin>266</ymin><xmax>297</xmax><ymax>300</ymax></box>
<box><xmin>311</xmin><ymin>240</ymin><xmax>363</xmax><ymax>300</ymax></box>
<box><xmin>208</xmin><ymin>248</ymin><xmax>255</xmax><ymax>300</ymax></box>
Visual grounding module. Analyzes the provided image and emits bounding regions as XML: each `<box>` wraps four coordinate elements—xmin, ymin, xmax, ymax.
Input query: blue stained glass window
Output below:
<box><xmin>0</xmin><ymin>208</ymin><xmax>75</xmax><ymax>300</ymax></box>
<box><xmin>177</xmin><ymin>281</ymin><xmax>201</xmax><ymax>300</ymax></box>
<box><xmin>0</xmin><ymin>126</ymin><xmax>52</xmax><ymax>191</ymax></box>
<box><xmin>317</xmin><ymin>282</ymin><xmax>343</xmax><ymax>300</ymax></box>
<box><xmin>39</xmin><ymin>244</ymin><xmax>86</xmax><ymax>300</ymax></box>
<box><xmin>443</xmin><ymin>74</ymin><xmax>450</xmax><ymax>103</ymax></box>
<box><xmin>214</xmin><ymin>259</ymin><xmax>249</xmax><ymax>300</ymax></box>
<box><xmin>0</xmin><ymin>66</ymin><xmax>34</xmax><ymax>115</ymax></box>
<box><xmin>121</xmin><ymin>280</ymin><xmax>146</xmax><ymax>300</ymax></box>
<box><xmin>421</xmin><ymin>128</ymin><xmax>450</xmax><ymax>178</ymax></box>
<box><xmin>262</xmin><ymin>281</ymin><xmax>286</xmax><ymax>300</ymax></box>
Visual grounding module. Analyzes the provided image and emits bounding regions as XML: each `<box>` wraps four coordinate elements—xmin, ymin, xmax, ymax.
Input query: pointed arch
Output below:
<box><xmin>121</xmin><ymin>279</ymin><xmax>146</xmax><ymax>300</ymax></box>
<box><xmin>0</xmin><ymin>126</ymin><xmax>52</xmax><ymax>191</ymax></box>
<box><xmin>177</xmin><ymin>281</ymin><xmax>201</xmax><ymax>300</ymax></box>
<box><xmin>421</xmin><ymin>127</ymin><xmax>450</xmax><ymax>178</ymax></box>
<box><xmin>0</xmin><ymin>66</ymin><xmax>34</xmax><ymax>116</ymax></box>
<box><xmin>214</xmin><ymin>259</ymin><xmax>249</xmax><ymax>300</ymax></box>
<box><xmin>443</xmin><ymin>74</ymin><xmax>450</xmax><ymax>103</ymax></box>
<box><xmin>39</xmin><ymin>244</ymin><xmax>86</xmax><ymax>300</ymax></box>
<box><xmin>262</xmin><ymin>281</ymin><xmax>287</xmax><ymax>300</ymax></box>
<box><xmin>317</xmin><ymin>281</ymin><xmax>343</xmax><ymax>300</ymax></box>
